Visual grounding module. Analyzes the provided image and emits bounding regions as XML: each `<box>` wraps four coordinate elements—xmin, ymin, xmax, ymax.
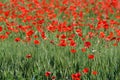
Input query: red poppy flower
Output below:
<box><xmin>41</xmin><ymin>32</ymin><xmax>47</xmax><ymax>40</ymax></box>
<box><xmin>0</xmin><ymin>2</ymin><xmax>4</xmax><ymax>7</ymax></box>
<box><xmin>6</xmin><ymin>32</ymin><xmax>11</xmax><ymax>35</ymax></box>
<box><xmin>71</xmin><ymin>74</ymin><xmax>76</xmax><ymax>79</ymax></box>
<box><xmin>26</xmin><ymin>54</ymin><xmax>32</xmax><ymax>59</ymax></box>
<box><xmin>105</xmin><ymin>32</ymin><xmax>114</xmax><ymax>41</ymax></box>
<box><xmin>70</xmin><ymin>49</ymin><xmax>77</xmax><ymax>54</ymax></box>
<box><xmin>81</xmin><ymin>47</ymin><xmax>86</xmax><ymax>52</ymax></box>
<box><xmin>15</xmin><ymin>37</ymin><xmax>21</xmax><ymax>42</ymax></box>
<box><xmin>45</xmin><ymin>71</ymin><xmax>51</xmax><ymax>77</ymax></box>
<box><xmin>75</xmin><ymin>72</ymin><xmax>81</xmax><ymax>78</ymax></box>
<box><xmin>113</xmin><ymin>43</ymin><xmax>118</xmax><ymax>46</ymax></box>
<box><xmin>0</xmin><ymin>26</ymin><xmax>3</xmax><ymax>32</ymax></box>
<box><xmin>74</xmin><ymin>78</ymin><xmax>80</xmax><ymax>80</ymax></box>
<box><xmin>76</xmin><ymin>29</ymin><xmax>83</xmax><ymax>37</ymax></box>
<box><xmin>83</xmin><ymin>68</ymin><xmax>89</xmax><ymax>73</ymax></box>
<box><xmin>116</xmin><ymin>30</ymin><xmax>120</xmax><ymax>36</ymax></box>
<box><xmin>34</xmin><ymin>40</ymin><xmax>40</xmax><ymax>45</ymax></box>
<box><xmin>34</xmin><ymin>35</ymin><xmax>39</xmax><ymax>38</ymax></box>
<box><xmin>88</xmin><ymin>32</ymin><xmax>94</xmax><ymax>38</ymax></box>
<box><xmin>99</xmin><ymin>32</ymin><xmax>105</xmax><ymax>38</ymax></box>
<box><xmin>84</xmin><ymin>41</ymin><xmax>91</xmax><ymax>48</ymax></box>
<box><xmin>26</xmin><ymin>30</ymin><xmax>34</xmax><ymax>37</ymax></box>
<box><xmin>0</xmin><ymin>35</ymin><xmax>8</xmax><ymax>40</ymax></box>
<box><xmin>4</xmin><ymin>11</ymin><xmax>10</xmax><ymax>17</ymax></box>
<box><xmin>92</xmin><ymin>71</ymin><xmax>98</xmax><ymax>75</ymax></box>
<box><xmin>69</xmin><ymin>40</ymin><xmax>77</xmax><ymax>47</ymax></box>
<box><xmin>60</xmin><ymin>34</ymin><xmax>66</xmax><ymax>39</ymax></box>
<box><xmin>76</xmin><ymin>29</ymin><xmax>82</xmax><ymax>33</ymax></box>
<box><xmin>88</xmin><ymin>54</ymin><xmax>94</xmax><ymax>59</ymax></box>
<box><xmin>82</xmin><ymin>38</ymin><xmax>85</xmax><ymax>41</ymax></box>
<box><xmin>47</xmin><ymin>25</ymin><xmax>56</xmax><ymax>32</ymax></box>
<box><xmin>59</xmin><ymin>39</ymin><xmax>67</xmax><ymax>47</ymax></box>
<box><xmin>71</xmin><ymin>72</ymin><xmax>81</xmax><ymax>80</ymax></box>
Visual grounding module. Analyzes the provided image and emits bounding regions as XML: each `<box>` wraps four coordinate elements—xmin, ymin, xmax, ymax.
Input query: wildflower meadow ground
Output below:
<box><xmin>0</xmin><ymin>0</ymin><xmax>120</xmax><ymax>80</ymax></box>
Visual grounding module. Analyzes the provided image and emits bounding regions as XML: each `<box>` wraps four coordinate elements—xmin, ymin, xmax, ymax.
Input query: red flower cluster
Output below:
<box><xmin>0</xmin><ymin>0</ymin><xmax>119</xmax><ymax>79</ymax></box>
<box><xmin>71</xmin><ymin>72</ymin><xmax>81</xmax><ymax>80</ymax></box>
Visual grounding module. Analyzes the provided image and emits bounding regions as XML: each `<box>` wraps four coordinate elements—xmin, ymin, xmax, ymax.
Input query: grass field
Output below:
<box><xmin>0</xmin><ymin>0</ymin><xmax>120</xmax><ymax>80</ymax></box>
